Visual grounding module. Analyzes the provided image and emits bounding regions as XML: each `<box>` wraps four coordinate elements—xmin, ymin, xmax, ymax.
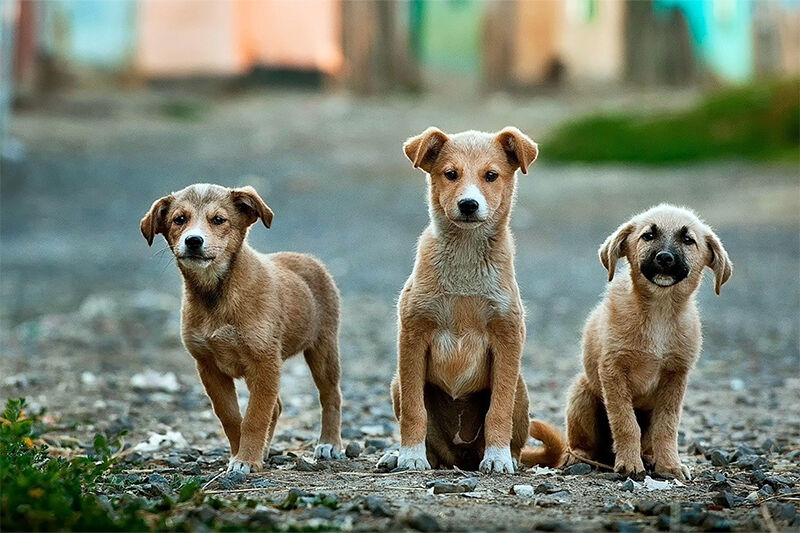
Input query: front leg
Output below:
<box><xmin>648</xmin><ymin>370</ymin><xmax>690</xmax><ymax>480</ymax></box>
<box><xmin>599</xmin><ymin>355</ymin><xmax>645</xmax><ymax>477</ymax></box>
<box><xmin>395</xmin><ymin>320</ymin><xmax>432</xmax><ymax>471</ymax></box>
<box><xmin>481</xmin><ymin>318</ymin><xmax>524</xmax><ymax>474</ymax></box>
<box><xmin>196</xmin><ymin>359</ymin><xmax>242</xmax><ymax>456</ymax></box>
<box><xmin>230</xmin><ymin>355</ymin><xmax>281</xmax><ymax>474</ymax></box>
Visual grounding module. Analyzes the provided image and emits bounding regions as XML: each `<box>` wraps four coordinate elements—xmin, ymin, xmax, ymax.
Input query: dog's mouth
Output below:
<box><xmin>448</xmin><ymin>215</ymin><xmax>486</xmax><ymax>228</ymax></box>
<box><xmin>641</xmin><ymin>264</ymin><xmax>689</xmax><ymax>288</ymax></box>
<box><xmin>177</xmin><ymin>254</ymin><xmax>216</xmax><ymax>265</ymax></box>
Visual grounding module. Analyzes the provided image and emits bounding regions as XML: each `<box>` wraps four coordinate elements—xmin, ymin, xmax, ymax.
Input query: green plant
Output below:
<box><xmin>544</xmin><ymin>80</ymin><xmax>800</xmax><ymax>164</ymax></box>
<box><xmin>0</xmin><ymin>398</ymin><xmax>148</xmax><ymax>531</ymax></box>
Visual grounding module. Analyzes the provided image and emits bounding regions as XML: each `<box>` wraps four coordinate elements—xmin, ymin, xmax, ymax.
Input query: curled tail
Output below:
<box><xmin>520</xmin><ymin>419</ymin><xmax>567</xmax><ymax>468</ymax></box>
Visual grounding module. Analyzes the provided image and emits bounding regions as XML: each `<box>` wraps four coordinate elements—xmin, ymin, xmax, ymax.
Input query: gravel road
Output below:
<box><xmin>2</xmin><ymin>88</ymin><xmax>798</xmax><ymax>531</ymax></box>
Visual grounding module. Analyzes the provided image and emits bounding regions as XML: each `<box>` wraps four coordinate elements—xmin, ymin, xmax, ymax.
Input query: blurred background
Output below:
<box><xmin>0</xmin><ymin>0</ymin><xmax>798</xmax><ymax>468</ymax></box>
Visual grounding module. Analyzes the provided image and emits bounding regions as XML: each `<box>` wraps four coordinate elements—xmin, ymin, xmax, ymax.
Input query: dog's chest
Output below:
<box><xmin>184</xmin><ymin>324</ymin><xmax>248</xmax><ymax>378</ymax></box>
<box><xmin>426</xmin><ymin>297</ymin><xmax>492</xmax><ymax>399</ymax></box>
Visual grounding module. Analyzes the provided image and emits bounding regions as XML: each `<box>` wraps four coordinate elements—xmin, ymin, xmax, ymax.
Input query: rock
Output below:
<box><xmin>404</xmin><ymin>510</ymin><xmax>440</xmax><ymax>532</ymax></box>
<box><xmin>511</xmin><ymin>484</ymin><xmax>535</xmax><ymax>497</ymax></box>
<box><xmin>701</xmin><ymin>511</ymin><xmax>737</xmax><ymax>531</ymax></box>
<box><xmin>364</xmin><ymin>496</ymin><xmax>394</xmax><ymax>518</ymax></box>
<box><xmin>134</xmin><ymin>430</ymin><xmax>189</xmax><ymax>453</ymax></box>
<box><xmin>709</xmin><ymin>480</ymin><xmax>732</xmax><ymax>492</ymax></box>
<box><xmin>763</xmin><ymin>475</ymin><xmax>794</xmax><ymax>489</ymax></box>
<box><xmin>712</xmin><ymin>491</ymin><xmax>742</xmax><ymax>509</ymax></box>
<box><xmin>310</xmin><ymin>506</ymin><xmax>334</xmax><ymax>520</ymax></box>
<box><xmin>656</xmin><ymin>514</ymin><xmax>671</xmax><ymax>531</ymax></box>
<box><xmin>564</xmin><ymin>462</ymin><xmax>592</xmax><ymax>475</ymax></box>
<box><xmin>180</xmin><ymin>462</ymin><xmax>202</xmax><ymax>475</ymax></box>
<box><xmin>427</xmin><ymin>477</ymin><xmax>478</xmax><ymax>494</ymax></box>
<box><xmin>130</xmin><ymin>369</ymin><xmax>180</xmax><ymax>393</ymax></box>
<box><xmin>758</xmin><ymin>484</ymin><xmax>775</xmax><ymax>497</ymax></box>
<box><xmin>252</xmin><ymin>478</ymin><xmax>277</xmax><ymax>488</ymax></box>
<box><xmin>680</xmin><ymin>505</ymin><xmax>707</xmax><ymax>526</ymax></box>
<box><xmin>709</xmin><ymin>449</ymin><xmax>729</xmax><ymax>466</ymax></box>
<box><xmin>295</xmin><ymin>458</ymin><xmax>319</xmax><ymax>472</ymax></box>
<box><xmin>364</xmin><ymin>438</ymin><xmax>389</xmax><ymax>450</ymax></box>
<box><xmin>762</xmin><ymin>438</ymin><xmax>780</xmax><ymax>453</ymax></box>
<box><xmin>148</xmin><ymin>473</ymin><xmax>174</xmax><ymax>498</ymax></box>
<box><xmin>746</xmin><ymin>491</ymin><xmax>759</xmax><ymax>503</ymax></box>
<box><xmin>270</xmin><ymin>455</ymin><xmax>293</xmax><ymax>466</ymax></box>
<box><xmin>622</xmin><ymin>478</ymin><xmax>640</xmax><ymax>492</ymax></box>
<box><xmin>535</xmin><ymin>481</ymin><xmax>555</xmax><ymax>494</ymax></box>
<box><xmin>733</xmin><ymin>454</ymin><xmax>768</xmax><ymax>470</ymax></box>
<box><xmin>220</xmin><ymin>470</ymin><xmax>247</xmax><ymax>490</ymax></box>
<box><xmin>634</xmin><ymin>500</ymin><xmax>668</xmax><ymax>516</ymax></box>
<box><xmin>345</xmin><ymin>441</ymin><xmax>362</xmax><ymax>458</ymax></box>
<box><xmin>376</xmin><ymin>452</ymin><xmax>398</xmax><ymax>472</ymax></box>
<box><xmin>598</xmin><ymin>472</ymin><xmax>623</xmax><ymax>481</ymax></box>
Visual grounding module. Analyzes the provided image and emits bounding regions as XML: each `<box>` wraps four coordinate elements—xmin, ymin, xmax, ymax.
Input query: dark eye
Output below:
<box><xmin>485</xmin><ymin>170</ymin><xmax>499</xmax><ymax>182</ymax></box>
<box><xmin>641</xmin><ymin>232</ymin><xmax>655</xmax><ymax>242</ymax></box>
<box><xmin>682</xmin><ymin>235</ymin><xmax>695</xmax><ymax>245</ymax></box>
<box><xmin>173</xmin><ymin>215</ymin><xmax>187</xmax><ymax>226</ymax></box>
<box><xmin>211</xmin><ymin>215</ymin><xmax>227</xmax><ymax>226</ymax></box>
<box><xmin>444</xmin><ymin>169</ymin><xmax>458</xmax><ymax>181</ymax></box>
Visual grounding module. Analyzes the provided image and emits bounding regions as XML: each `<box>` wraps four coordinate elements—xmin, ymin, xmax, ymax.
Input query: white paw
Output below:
<box><xmin>227</xmin><ymin>459</ymin><xmax>252</xmax><ymax>474</ymax></box>
<box><xmin>396</xmin><ymin>443</ymin><xmax>431</xmax><ymax>471</ymax></box>
<box><xmin>479</xmin><ymin>446</ymin><xmax>515</xmax><ymax>474</ymax></box>
<box><xmin>314</xmin><ymin>443</ymin><xmax>343</xmax><ymax>460</ymax></box>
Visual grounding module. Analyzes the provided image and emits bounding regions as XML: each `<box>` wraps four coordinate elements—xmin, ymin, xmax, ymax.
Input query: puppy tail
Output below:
<box><xmin>520</xmin><ymin>419</ymin><xmax>567</xmax><ymax>468</ymax></box>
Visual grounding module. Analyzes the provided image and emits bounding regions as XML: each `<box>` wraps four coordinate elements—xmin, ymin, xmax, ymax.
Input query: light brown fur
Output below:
<box><xmin>381</xmin><ymin>127</ymin><xmax>538</xmax><ymax>473</ymax></box>
<box><xmin>526</xmin><ymin>205</ymin><xmax>732</xmax><ymax>480</ymax></box>
<box><xmin>141</xmin><ymin>184</ymin><xmax>343</xmax><ymax>473</ymax></box>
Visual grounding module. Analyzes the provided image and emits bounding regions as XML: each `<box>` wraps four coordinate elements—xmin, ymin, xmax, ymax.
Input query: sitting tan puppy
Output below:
<box><xmin>526</xmin><ymin>204</ymin><xmax>732</xmax><ymax>480</ymax></box>
<box><xmin>141</xmin><ymin>184</ymin><xmax>343</xmax><ymax>473</ymax></box>
<box><xmin>380</xmin><ymin>127</ymin><xmax>539</xmax><ymax>473</ymax></box>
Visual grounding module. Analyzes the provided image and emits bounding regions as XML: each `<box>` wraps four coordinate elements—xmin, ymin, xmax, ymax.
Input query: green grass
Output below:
<box><xmin>544</xmin><ymin>80</ymin><xmax>800</xmax><ymax>164</ymax></box>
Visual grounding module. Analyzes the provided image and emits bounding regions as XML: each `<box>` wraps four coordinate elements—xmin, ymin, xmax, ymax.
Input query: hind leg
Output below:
<box><xmin>304</xmin><ymin>335</ymin><xmax>343</xmax><ymax>459</ymax></box>
<box><xmin>565</xmin><ymin>374</ymin><xmax>607</xmax><ymax>465</ymax></box>
<box><xmin>266</xmin><ymin>397</ymin><xmax>283</xmax><ymax>446</ymax></box>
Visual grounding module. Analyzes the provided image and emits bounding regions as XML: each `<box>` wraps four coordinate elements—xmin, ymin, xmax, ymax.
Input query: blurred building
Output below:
<box><xmin>6</xmin><ymin>0</ymin><xmax>800</xmax><ymax>96</ymax></box>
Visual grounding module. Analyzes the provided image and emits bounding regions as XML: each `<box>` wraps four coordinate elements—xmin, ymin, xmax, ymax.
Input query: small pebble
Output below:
<box><xmin>405</xmin><ymin>510</ymin><xmax>440</xmax><ymax>532</ymax></box>
<box><xmin>710</xmin><ymin>449</ymin><xmax>729</xmax><ymax>466</ymax></box>
<box><xmin>564</xmin><ymin>462</ymin><xmax>592</xmax><ymax>475</ymax></box>
<box><xmin>345</xmin><ymin>441</ymin><xmax>362</xmax><ymax>458</ymax></box>
<box><xmin>220</xmin><ymin>470</ymin><xmax>247</xmax><ymax>490</ymax></box>
<box><xmin>511</xmin><ymin>484</ymin><xmax>535</xmax><ymax>497</ymax></box>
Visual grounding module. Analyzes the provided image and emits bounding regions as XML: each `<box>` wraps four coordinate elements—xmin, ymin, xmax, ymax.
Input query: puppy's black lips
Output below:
<box><xmin>178</xmin><ymin>255</ymin><xmax>216</xmax><ymax>261</ymax></box>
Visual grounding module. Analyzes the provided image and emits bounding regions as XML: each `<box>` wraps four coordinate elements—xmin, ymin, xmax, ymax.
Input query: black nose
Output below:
<box><xmin>458</xmin><ymin>199</ymin><xmax>479</xmax><ymax>216</ymax></box>
<box><xmin>655</xmin><ymin>251</ymin><xmax>674</xmax><ymax>267</ymax></box>
<box><xmin>185</xmin><ymin>235</ymin><xmax>204</xmax><ymax>249</ymax></box>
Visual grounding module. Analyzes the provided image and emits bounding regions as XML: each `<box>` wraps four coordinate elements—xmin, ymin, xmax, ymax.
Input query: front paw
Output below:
<box><xmin>655</xmin><ymin>461</ymin><xmax>690</xmax><ymax>481</ymax></box>
<box><xmin>227</xmin><ymin>456</ymin><xmax>260</xmax><ymax>474</ymax></box>
<box><xmin>396</xmin><ymin>444</ymin><xmax>431</xmax><ymax>471</ymax></box>
<box><xmin>479</xmin><ymin>446</ymin><xmax>515</xmax><ymax>474</ymax></box>
<box><xmin>314</xmin><ymin>443</ymin><xmax>343</xmax><ymax>460</ymax></box>
<box><xmin>614</xmin><ymin>453</ymin><xmax>645</xmax><ymax>477</ymax></box>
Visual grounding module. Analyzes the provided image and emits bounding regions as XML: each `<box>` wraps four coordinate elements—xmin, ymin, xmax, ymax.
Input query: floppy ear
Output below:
<box><xmin>403</xmin><ymin>127</ymin><xmax>449</xmax><ymax>173</ymax></box>
<box><xmin>705</xmin><ymin>230</ymin><xmax>732</xmax><ymax>295</ymax></box>
<box><xmin>231</xmin><ymin>186</ymin><xmax>273</xmax><ymax>228</ymax></box>
<box><xmin>495</xmin><ymin>127</ymin><xmax>539</xmax><ymax>174</ymax></box>
<box><xmin>598</xmin><ymin>221</ymin><xmax>635</xmax><ymax>282</ymax></box>
<box><xmin>140</xmin><ymin>195</ymin><xmax>173</xmax><ymax>246</ymax></box>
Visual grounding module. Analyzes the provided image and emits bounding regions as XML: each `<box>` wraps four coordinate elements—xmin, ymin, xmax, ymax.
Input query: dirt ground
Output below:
<box><xmin>2</xmin><ymin>88</ymin><xmax>799</xmax><ymax>531</ymax></box>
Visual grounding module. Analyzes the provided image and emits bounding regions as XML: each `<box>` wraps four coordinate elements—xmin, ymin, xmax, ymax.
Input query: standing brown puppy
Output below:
<box><xmin>525</xmin><ymin>204</ymin><xmax>732</xmax><ymax>480</ymax></box>
<box><xmin>141</xmin><ymin>184</ymin><xmax>343</xmax><ymax>473</ymax></box>
<box><xmin>379</xmin><ymin>127</ymin><xmax>538</xmax><ymax>473</ymax></box>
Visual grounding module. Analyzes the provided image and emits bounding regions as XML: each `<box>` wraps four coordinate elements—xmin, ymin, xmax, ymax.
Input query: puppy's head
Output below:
<box><xmin>141</xmin><ymin>183</ymin><xmax>272</xmax><ymax>280</ymax></box>
<box><xmin>403</xmin><ymin>127</ymin><xmax>538</xmax><ymax>229</ymax></box>
<box><xmin>599</xmin><ymin>204</ymin><xmax>732</xmax><ymax>295</ymax></box>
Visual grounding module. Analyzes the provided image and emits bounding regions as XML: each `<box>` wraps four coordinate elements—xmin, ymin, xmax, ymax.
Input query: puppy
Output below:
<box><xmin>526</xmin><ymin>204</ymin><xmax>732</xmax><ymax>480</ymax></box>
<box><xmin>141</xmin><ymin>184</ymin><xmax>343</xmax><ymax>473</ymax></box>
<box><xmin>379</xmin><ymin>127</ymin><xmax>538</xmax><ymax>473</ymax></box>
